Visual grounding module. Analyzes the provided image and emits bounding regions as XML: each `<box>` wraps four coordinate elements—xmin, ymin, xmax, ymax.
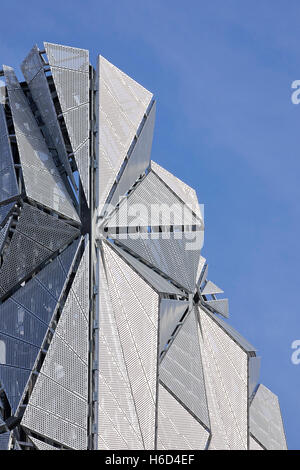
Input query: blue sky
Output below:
<box><xmin>1</xmin><ymin>0</ymin><xmax>299</xmax><ymax>449</ymax></box>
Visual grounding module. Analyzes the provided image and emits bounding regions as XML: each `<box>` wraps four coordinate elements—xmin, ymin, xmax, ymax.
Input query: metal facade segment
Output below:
<box><xmin>97</xmin><ymin>55</ymin><xmax>153</xmax><ymax>212</ymax></box>
<box><xmin>98</xmin><ymin>255</ymin><xmax>144</xmax><ymax>449</ymax></box>
<box><xmin>205</xmin><ymin>298</ymin><xmax>229</xmax><ymax>318</ymax></box>
<box><xmin>3</xmin><ymin>66</ymin><xmax>79</xmax><ymax>221</ymax></box>
<box><xmin>250</xmin><ymin>384</ymin><xmax>287</xmax><ymax>450</ymax></box>
<box><xmin>160</xmin><ymin>308</ymin><xmax>210</xmax><ymax>428</ymax></box>
<box><xmin>29</xmin><ymin>436</ymin><xmax>59</xmax><ymax>450</ymax></box>
<box><xmin>249</xmin><ymin>436</ymin><xmax>264</xmax><ymax>450</ymax></box>
<box><xmin>0</xmin><ymin>102</ymin><xmax>19</xmax><ymax>203</ymax></box>
<box><xmin>157</xmin><ymin>384</ymin><xmax>209</xmax><ymax>450</ymax></box>
<box><xmin>44</xmin><ymin>42</ymin><xmax>89</xmax><ymax>72</ymax></box>
<box><xmin>21</xmin><ymin>45</ymin><xmax>75</xmax><ymax>187</ymax></box>
<box><xmin>201</xmin><ymin>280</ymin><xmax>224</xmax><ymax>295</ymax></box>
<box><xmin>102</xmin><ymin>242</ymin><xmax>159</xmax><ymax>449</ymax></box>
<box><xmin>110</xmin><ymin>101</ymin><xmax>156</xmax><ymax>208</ymax></box>
<box><xmin>159</xmin><ymin>299</ymin><xmax>189</xmax><ymax>354</ymax></box>
<box><xmin>198</xmin><ymin>307</ymin><xmax>248</xmax><ymax>450</ymax></box>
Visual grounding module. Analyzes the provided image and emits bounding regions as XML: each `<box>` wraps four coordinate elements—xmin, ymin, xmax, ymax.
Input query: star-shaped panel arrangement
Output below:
<box><xmin>0</xmin><ymin>43</ymin><xmax>287</xmax><ymax>450</ymax></box>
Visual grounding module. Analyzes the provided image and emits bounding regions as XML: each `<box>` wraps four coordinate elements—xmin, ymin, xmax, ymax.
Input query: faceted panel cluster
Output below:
<box><xmin>0</xmin><ymin>42</ymin><xmax>287</xmax><ymax>450</ymax></box>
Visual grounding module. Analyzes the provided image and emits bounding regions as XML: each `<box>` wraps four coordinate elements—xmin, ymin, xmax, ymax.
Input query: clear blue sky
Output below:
<box><xmin>1</xmin><ymin>0</ymin><xmax>299</xmax><ymax>449</ymax></box>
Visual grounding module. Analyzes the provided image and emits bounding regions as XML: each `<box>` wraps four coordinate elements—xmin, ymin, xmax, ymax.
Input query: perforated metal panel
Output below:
<box><xmin>3</xmin><ymin>66</ymin><xmax>79</xmax><ymax>221</ymax></box>
<box><xmin>98</xmin><ymin>255</ymin><xmax>144</xmax><ymax>449</ymax></box>
<box><xmin>0</xmin><ymin>365</ymin><xmax>32</xmax><ymax>414</ymax></box>
<box><xmin>159</xmin><ymin>299</ymin><xmax>190</xmax><ymax>354</ymax></box>
<box><xmin>69</xmin><ymin>237</ymin><xmax>89</xmax><ymax>322</ymax></box>
<box><xmin>108</xmin><ymin>243</ymin><xmax>184</xmax><ymax>295</ymax></box>
<box><xmin>110</xmin><ymin>101</ymin><xmax>156</xmax><ymax>208</ymax></box>
<box><xmin>97</xmin><ymin>55</ymin><xmax>153</xmax><ymax>212</ymax></box>
<box><xmin>151</xmin><ymin>160</ymin><xmax>202</xmax><ymax>220</ymax></box>
<box><xmin>157</xmin><ymin>384</ymin><xmax>209</xmax><ymax>450</ymax></box>
<box><xmin>0</xmin><ymin>203</ymin><xmax>15</xmax><ymax>226</ymax></box>
<box><xmin>22</xmin><ymin>279</ymin><xmax>88</xmax><ymax>449</ymax></box>
<box><xmin>0</xmin><ymin>218</ymin><xmax>11</xmax><ymax>253</ymax></box>
<box><xmin>0</xmin><ymin>103</ymin><xmax>19</xmax><ymax>203</ymax></box>
<box><xmin>208</xmin><ymin>311</ymin><xmax>256</xmax><ymax>353</ymax></box>
<box><xmin>201</xmin><ymin>280</ymin><xmax>223</xmax><ymax>296</ymax></box>
<box><xmin>0</xmin><ymin>432</ymin><xmax>10</xmax><ymax>450</ymax></box>
<box><xmin>29</xmin><ymin>436</ymin><xmax>59</xmax><ymax>450</ymax></box>
<box><xmin>160</xmin><ymin>308</ymin><xmax>210</xmax><ymax>429</ymax></box>
<box><xmin>102</xmin><ymin>242</ymin><xmax>159</xmax><ymax>449</ymax></box>
<box><xmin>204</xmin><ymin>298</ymin><xmax>229</xmax><ymax>318</ymax></box>
<box><xmin>44</xmin><ymin>43</ymin><xmax>90</xmax><ymax>205</ymax></box>
<box><xmin>198</xmin><ymin>307</ymin><xmax>248</xmax><ymax>450</ymax></box>
<box><xmin>250</xmin><ymin>384</ymin><xmax>287</xmax><ymax>450</ymax></box>
<box><xmin>0</xmin><ymin>204</ymin><xmax>79</xmax><ymax>296</ymax></box>
<box><xmin>21</xmin><ymin>45</ymin><xmax>75</xmax><ymax>187</ymax></box>
<box><xmin>249</xmin><ymin>436</ymin><xmax>264</xmax><ymax>450</ymax></box>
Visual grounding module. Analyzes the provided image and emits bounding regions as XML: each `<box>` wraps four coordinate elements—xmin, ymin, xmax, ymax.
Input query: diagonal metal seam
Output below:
<box><xmin>99</xmin><ymin>244</ymin><xmax>146</xmax><ymax>449</ymax></box>
<box><xmin>12</xmin><ymin>237</ymin><xmax>84</xmax><ymax>420</ymax></box>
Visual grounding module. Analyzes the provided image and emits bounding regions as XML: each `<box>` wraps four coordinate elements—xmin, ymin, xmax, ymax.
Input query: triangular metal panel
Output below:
<box><xmin>204</xmin><ymin>298</ymin><xmax>229</xmax><ymax>318</ymax></box>
<box><xmin>21</xmin><ymin>45</ymin><xmax>76</xmax><ymax>187</ymax></box>
<box><xmin>21</xmin><ymin>285</ymin><xmax>88</xmax><ymax>449</ymax></box>
<box><xmin>0</xmin><ymin>238</ymin><xmax>80</xmax><ymax>413</ymax></box>
<box><xmin>97</xmin><ymin>55</ymin><xmax>153</xmax><ymax>212</ymax></box>
<box><xmin>201</xmin><ymin>280</ymin><xmax>224</xmax><ymax>296</ymax></box>
<box><xmin>29</xmin><ymin>436</ymin><xmax>59</xmax><ymax>450</ymax></box>
<box><xmin>250</xmin><ymin>384</ymin><xmax>287</xmax><ymax>450</ymax></box>
<box><xmin>160</xmin><ymin>308</ymin><xmax>210</xmax><ymax>429</ymax></box>
<box><xmin>198</xmin><ymin>307</ymin><xmax>248</xmax><ymax>449</ymax></box>
<box><xmin>157</xmin><ymin>384</ymin><xmax>209</xmax><ymax>450</ymax></box>
<box><xmin>151</xmin><ymin>160</ymin><xmax>202</xmax><ymax>220</ymax></box>
<box><xmin>102</xmin><ymin>241</ymin><xmax>159</xmax><ymax>449</ymax></box>
<box><xmin>3</xmin><ymin>66</ymin><xmax>79</xmax><ymax>222</ymax></box>
<box><xmin>159</xmin><ymin>299</ymin><xmax>189</xmax><ymax>354</ymax></box>
<box><xmin>98</xmin><ymin>253</ymin><xmax>144</xmax><ymax>449</ymax></box>
<box><xmin>107</xmin><ymin>242</ymin><xmax>184</xmax><ymax>296</ymax></box>
<box><xmin>110</xmin><ymin>101</ymin><xmax>156</xmax><ymax>208</ymax></box>
<box><xmin>44</xmin><ymin>42</ymin><xmax>89</xmax><ymax>73</ymax></box>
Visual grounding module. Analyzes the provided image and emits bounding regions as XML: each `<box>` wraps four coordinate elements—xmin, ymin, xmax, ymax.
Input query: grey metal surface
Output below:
<box><xmin>198</xmin><ymin>306</ymin><xmax>248</xmax><ymax>450</ymax></box>
<box><xmin>0</xmin><ymin>218</ymin><xmax>11</xmax><ymax>253</ymax></box>
<box><xmin>248</xmin><ymin>356</ymin><xmax>261</xmax><ymax>398</ymax></box>
<box><xmin>160</xmin><ymin>308</ymin><xmax>210</xmax><ymax>429</ymax></box>
<box><xmin>157</xmin><ymin>384</ymin><xmax>209</xmax><ymax>450</ymax></box>
<box><xmin>22</xmin><ymin>284</ymin><xmax>88</xmax><ymax>449</ymax></box>
<box><xmin>204</xmin><ymin>298</ymin><xmax>229</xmax><ymax>318</ymax></box>
<box><xmin>21</xmin><ymin>45</ymin><xmax>75</xmax><ymax>187</ymax></box>
<box><xmin>159</xmin><ymin>299</ymin><xmax>190</xmax><ymax>354</ymax></box>
<box><xmin>98</xmin><ymin>255</ymin><xmax>144</xmax><ymax>449</ymax></box>
<box><xmin>107</xmin><ymin>242</ymin><xmax>184</xmax><ymax>295</ymax></box>
<box><xmin>0</xmin><ymin>432</ymin><xmax>10</xmax><ymax>450</ymax></box>
<box><xmin>3</xmin><ymin>66</ymin><xmax>79</xmax><ymax>222</ymax></box>
<box><xmin>0</xmin><ymin>204</ymin><xmax>79</xmax><ymax>296</ymax></box>
<box><xmin>201</xmin><ymin>280</ymin><xmax>224</xmax><ymax>296</ymax></box>
<box><xmin>250</xmin><ymin>384</ymin><xmax>287</xmax><ymax>450</ymax></box>
<box><xmin>101</xmin><ymin>241</ymin><xmax>159</xmax><ymax>449</ymax></box>
<box><xmin>249</xmin><ymin>436</ymin><xmax>264</xmax><ymax>450</ymax></box>
<box><xmin>0</xmin><ymin>203</ymin><xmax>15</xmax><ymax>226</ymax></box>
<box><xmin>44</xmin><ymin>43</ymin><xmax>90</xmax><ymax>205</ymax></box>
<box><xmin>29</xmin><ymin>436</ymin><xmax>59</xmax><ymax>450</ymax></box>
<box><xmin>0</xmin><ymin>102</ymin><xmax>19</xmax><ymax>204</ymax></box>
<box><xmin>0</xmin><ymin>238</ymin><xmax>79</xmax><ymax>413</ymax></box>
<box><xmin>110</xmin><ymin>101</ymin><xmax>156</xmax><ymax>208</ymax></box>
<box><xmin>97</xmin><ymin>55</ymin><xmax>153</xmax><ymax>213</ymax></box>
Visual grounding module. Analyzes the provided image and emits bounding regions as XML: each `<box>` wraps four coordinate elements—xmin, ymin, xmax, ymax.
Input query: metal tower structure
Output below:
<box><xmin>0</xmin><ymin>43</ymin><xmax>287</xmax><ymax>450</ymax></box>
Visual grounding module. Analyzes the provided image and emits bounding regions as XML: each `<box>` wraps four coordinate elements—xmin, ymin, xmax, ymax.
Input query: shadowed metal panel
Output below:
<box><xmin>0</xmin><ymin>204</ymin><xmax>79</xmax><ymax>295</ymax></box>
<box><xmin>0</xmin><ymin>238</ymin><xmax>80</xmax><ymax>412</ymax></box>
<box><xmin>160</xmin><ymin>308</ymin><xmax>210</xmax><ymax>428</ymax></box>
<box><xmin>110</xmin><ymin>102</ymin><xmax>156</xmax><ymax>208</ymax></box>
<box><xmin>102</xmin><ymin>242</ymin><xmax>159</xmax><ymax>449</ymax></box>
<box><xmin>29</xmin><ymin>436</ymin><xmax>59</xmax><ymax>450</ymax></box>
<box><xmin>0</xmin><ymin>432</ymin><xmax>10</xmax><ymax>450</ymax></box>
<box><xmin>98</xmin><ymin>255</ymin><xmax>144</xmax><ymax>449</ymax></box>
<box><xmin>250</xmin><ymin>384</ymin><xmax>287</xmax><ymax>450</ymax></box>
<box><xmin>0</xmin><ymin>102</ymin><xmax>19</xmax><ymax>204</ymax></box>
<box><xmin>44</xmin><ymin>43</ymin><xmax>90</xmax><ymax>205</ymax></box>
<box><xmin>108</xmin><ymin>243</ymin><xmax>184</xmax><ymax>295</ymax></box>
<box><xmin>157</xmin><ymin>384</ymin><xmax>209</xmax><ymax>450</ymax></box>
<box><xmin>249</xmin><ymin>356</ymin><xmax>261</xmax><ymax>398</ymax></box>
<box><xmin>0</xmin><ymin>219</ymin><xmax>11</xmax><ymax>253</ymax></box>
<box><xmin>97</xmin><ymin>55</ymin><xmax>153</xmax><ymax>212</ymax></box>
<box><xmin>3</xmin><ymin>66</ymin><xmax>79</xmax><ymax>222</ymax></box>
<box><xmin>0</xmin><ymin>203</ymin><xmax>15</xmax><ymax>226</ymax></box>
<box><xmin>21</xmin><ymin>45</ymin><xmax>75</xmax><ymax>187</ymax></box>
<box><xmin>198</xmin><ymin>307</ymin><xmax>248</xmax><ymax>450</ymax></box>
<box><xmin>159</xmin><ymin>299</ymin><xmax>189</xmax><ymax>354</ymax></box>
<box><xmin>151</xmin><ymin>160</ymin><xmax>202</xmax><ymax>220</ymax></box>
<box><xmin>249</xmin><ymin>436</ymin><xmax>264</xmax><ymax>450</ymax></box>
<box><xmin>22</xmin><ymin>246</ymin><xmax>88</xmax><ymax>449</ymax></box>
